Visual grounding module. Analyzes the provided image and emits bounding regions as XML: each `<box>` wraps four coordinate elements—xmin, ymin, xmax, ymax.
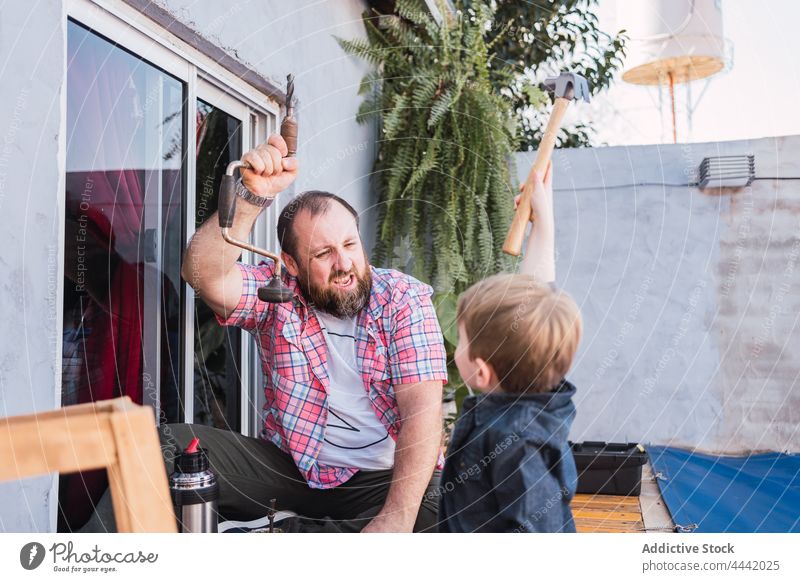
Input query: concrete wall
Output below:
<box><xmin>0</xmin><ymin>2</ymin><xmax>65</xmax><ymax>531</ymax></box>
<box><xmin>152</xmin><ymin>0</ymin><xmax>378</xmax><ymax>249</ymax></box>
<box><xmin>516</xmin><ymin>135</ymin><xmax>800</xmax><ymax>454</ymax></box>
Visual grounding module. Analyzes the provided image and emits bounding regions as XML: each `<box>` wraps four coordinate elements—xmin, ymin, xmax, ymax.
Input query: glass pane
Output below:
<box><xmin>194</xmin><ymin>99</ymin><xmax>242</xmax><ymax>430</ymax></box>
<box><xmin>61</xmin><ymin>19</ymin><xmax>185</xmax><ymax>531</ymax></box>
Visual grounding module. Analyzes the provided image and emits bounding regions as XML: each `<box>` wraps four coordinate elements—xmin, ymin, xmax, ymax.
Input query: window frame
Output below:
<box><xmin>65</xmin><ymin>0</ymin><xmax>280</xmax><ymax>436</ymax></box>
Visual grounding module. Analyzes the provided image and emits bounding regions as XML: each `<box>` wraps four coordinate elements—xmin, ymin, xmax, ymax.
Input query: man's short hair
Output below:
<box><xmin>277</xmin><ymin>190</ymin><xmax>360</xmax><ymax>260</ymax></box>
<box><xmin>457</xmin><ymin>273</ymin><xmax>582</xmax><ymax>393</ymax></box>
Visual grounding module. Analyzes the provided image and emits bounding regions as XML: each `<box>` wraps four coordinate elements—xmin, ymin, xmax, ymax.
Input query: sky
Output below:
<box><xmin>570</xmin><ymin>0</ymin><xmax>800</xmax><ymax>146</ymax></box>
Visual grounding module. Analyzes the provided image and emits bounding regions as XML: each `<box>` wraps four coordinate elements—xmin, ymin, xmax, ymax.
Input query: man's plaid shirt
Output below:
<box><xmin>216</xmin><ymin>261</ymin><xmax>448</xmax><ymax>489</ymax></box>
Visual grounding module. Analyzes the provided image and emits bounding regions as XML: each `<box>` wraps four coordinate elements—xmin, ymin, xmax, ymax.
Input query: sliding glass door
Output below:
<box><xmin>61</xmin><ymin>10</ymin><xmax>276</xmax><ymax>531</ymax></box>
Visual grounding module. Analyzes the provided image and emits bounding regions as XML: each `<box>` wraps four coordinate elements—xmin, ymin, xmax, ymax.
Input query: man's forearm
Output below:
<box><xmin>378</xmin><ymin>402</ymin><xmax>441</xmax><ymax>529</ymax></box>
<box><xmin>181</xmin><ymin>199</ymin><xmax>265</xmax><ymax>289</ymax></box>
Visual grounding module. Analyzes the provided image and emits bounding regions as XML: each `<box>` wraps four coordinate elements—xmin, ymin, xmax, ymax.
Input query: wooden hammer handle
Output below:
<box><xmin>281</xmin><ymin>115</ymin><xmax>298</xmax><ymax>157</ymax></box>
<box><xmin>502</xmin><ymin>97</ymin><xmax>571</xmax><ymax>256</ymax></box>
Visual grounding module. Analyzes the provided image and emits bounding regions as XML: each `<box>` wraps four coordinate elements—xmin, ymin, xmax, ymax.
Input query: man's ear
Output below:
<box><xmin>282</xmin><ymin>251</ymin><xmax>298</xmax><ymax>277</ymax></box>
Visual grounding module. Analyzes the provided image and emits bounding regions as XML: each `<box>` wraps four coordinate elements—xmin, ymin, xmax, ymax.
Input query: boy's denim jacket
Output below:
<box><xmin>438</xmin><ymin>380</ymin><xmax>578</xmax><ymax>532</ymax></box>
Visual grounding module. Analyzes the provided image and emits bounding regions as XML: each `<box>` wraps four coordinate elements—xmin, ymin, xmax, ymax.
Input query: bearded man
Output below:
<box><xmin>174</xmin><ymin>135</ymin><xmax>448</xmax><ymax>533</ymax></box>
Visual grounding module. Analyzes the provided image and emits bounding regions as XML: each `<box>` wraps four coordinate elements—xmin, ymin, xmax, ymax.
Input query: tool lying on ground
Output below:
<box><xmin>503</xmin><ymin>71</ymin><xmax>591</xmax><ymax>256</ymax></box>
<box><xmin>218</xmin><ymin>74</ymin><xmax>298</xmax><ymax>302</ymax></box>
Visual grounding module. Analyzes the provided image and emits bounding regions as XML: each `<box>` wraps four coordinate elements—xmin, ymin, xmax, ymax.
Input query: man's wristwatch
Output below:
<box><xmin>235</xmin><ymin>179</ymin><xmax>274</xmax><ymax>208</ymax></box>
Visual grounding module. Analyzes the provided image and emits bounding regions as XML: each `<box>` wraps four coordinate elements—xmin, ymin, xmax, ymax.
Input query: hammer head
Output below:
<box><xmin>541</xmin><ymin>71</ymin><xmax>591</xmax><ymax>103</ymax></box>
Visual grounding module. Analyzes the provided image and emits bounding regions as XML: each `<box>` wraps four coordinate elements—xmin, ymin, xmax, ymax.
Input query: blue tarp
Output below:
<box><xmin>647</xmin><ymin>446</ymin><xmax>800</xmax><ymax>533</ymax></box>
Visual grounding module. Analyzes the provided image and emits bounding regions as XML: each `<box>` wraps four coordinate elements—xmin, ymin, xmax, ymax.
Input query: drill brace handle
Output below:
<box><xmin>218</xmin><ymin>160</ymin><xmax>284</xmax><ymax>273</ymax></box>
<box><xmin>217</xmin><ymin>75</ymin><xmax>297</xmax><ymax>302</ymax></box>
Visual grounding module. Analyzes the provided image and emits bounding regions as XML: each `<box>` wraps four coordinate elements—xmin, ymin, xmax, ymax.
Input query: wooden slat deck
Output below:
<box><xmin>571</xmin><ymin>493</ymin><xmax>645</xmax><ymax>533</ymax></box>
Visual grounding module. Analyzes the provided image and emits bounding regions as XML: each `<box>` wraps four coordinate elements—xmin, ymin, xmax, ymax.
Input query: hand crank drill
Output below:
<box><xmin>218</xmin><ymin>74</ymin><xmax>298</xmax><ymax>303</ymax></box>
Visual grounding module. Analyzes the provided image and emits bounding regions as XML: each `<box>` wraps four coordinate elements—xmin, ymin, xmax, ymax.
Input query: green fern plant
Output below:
<box><xmin>338</xmin><ymin>0</ymin><xmax>520</xmax><ymax>405</ymax></box>
<box><xmin>339</xmin><ymin>0</ymin><xmax>517</xmax><ymax>294</ymax></box>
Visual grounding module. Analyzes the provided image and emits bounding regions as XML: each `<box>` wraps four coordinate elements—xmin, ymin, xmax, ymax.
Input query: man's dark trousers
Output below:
<box><xmin>160</xmin><ymin>423</ymin><xmax>440</xmax><ymax>532</ymax></box>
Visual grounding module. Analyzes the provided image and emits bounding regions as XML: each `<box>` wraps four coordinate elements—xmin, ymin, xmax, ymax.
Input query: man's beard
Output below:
<box><xmin>296</xmin><ymin>256</ymin><xmax>372</xmax><ymax>318</ymax></box>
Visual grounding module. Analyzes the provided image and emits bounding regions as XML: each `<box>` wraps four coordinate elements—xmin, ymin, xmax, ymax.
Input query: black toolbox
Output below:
<box><xmin>571</xmin><ymin>441</ymin><xmax>647</xmax><ymax>496</ymax></box>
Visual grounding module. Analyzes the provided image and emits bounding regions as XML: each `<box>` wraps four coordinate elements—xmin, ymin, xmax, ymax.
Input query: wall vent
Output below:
<box><xmin>698</xmin><ymin>155</ymin><xmax>755</xmax><ymax>189</ymax></box>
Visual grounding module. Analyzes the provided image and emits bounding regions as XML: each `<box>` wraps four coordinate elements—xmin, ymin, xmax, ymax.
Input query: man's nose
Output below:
<box><xmin>333</xmin><ymin>251</ymin><xmax>353</xmax><ymax>273</ymax></box>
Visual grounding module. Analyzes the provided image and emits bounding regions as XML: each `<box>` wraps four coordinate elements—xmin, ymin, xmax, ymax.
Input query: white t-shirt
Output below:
<box><xmin>314</xmin><ymin>310</ymin><xmax>396</xmax><ymax>471</ymax></box>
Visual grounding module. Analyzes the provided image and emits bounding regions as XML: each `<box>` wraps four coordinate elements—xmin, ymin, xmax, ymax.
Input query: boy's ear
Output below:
<box><xmin>473</xmin><ymin>357</ymin><xmax>499</xmax><ymax>390</ymax></box>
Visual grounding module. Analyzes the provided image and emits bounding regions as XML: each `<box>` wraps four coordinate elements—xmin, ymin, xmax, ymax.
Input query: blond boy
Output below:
<box><xmin>438</xmin><ymin>164</ymin><xmax>583</xmax><ymax>532</ymax></box>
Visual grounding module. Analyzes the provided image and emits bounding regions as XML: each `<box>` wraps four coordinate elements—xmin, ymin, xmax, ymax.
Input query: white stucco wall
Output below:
<box><xmin>516</xmin><ymin>135</ymin><xmax>800</xmax><ymax>454</ymax></box>
<box><xmin>0</xmin><ymin>2</ymin><xmax>65</xmax><ymax>531</ymax></box>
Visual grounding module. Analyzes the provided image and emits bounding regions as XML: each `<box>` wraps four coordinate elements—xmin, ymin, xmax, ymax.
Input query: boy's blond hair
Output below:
<box><xmin>457</xmin><ymin>274</ymin><xmax>582</xmax><ymax>393</ymax></box>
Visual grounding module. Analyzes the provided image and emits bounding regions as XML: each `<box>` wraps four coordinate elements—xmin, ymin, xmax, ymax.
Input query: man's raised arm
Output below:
<box><xmin>181</xmin><ymin>134</ymin><xmax>298</xmax><ymax>318</ymax></box>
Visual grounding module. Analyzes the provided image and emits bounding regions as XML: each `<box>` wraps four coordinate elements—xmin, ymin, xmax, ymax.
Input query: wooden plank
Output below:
<box><xmin>574</xmin><ymin>521</ymin><xmax>644</xmax><ymax>531</ymax></box>
<box><xmin>575</xmin><ymin>520</ymin><xmax>644</xmax><ymax>532</ymax></box>
<box><xmin>106</xmin><ymin>462</ymin><xmax>132</xmax><ymax>534</ymax></box>
<box><xmin>572</xmin><ymin>493</ymin><xmax>644</xmax><ymax>533</ymax></box>
<box><xmin>573</xmin><ymin>493</ymin><xmax>639</xmax><ymax>505</ymax></box>
<box><xmin>0</xmin><ymin>413</ymin><xmax>117</xmax><ymax>478</ymax></box>
<box><xmin>573</xmin><ymin>498</ymin><xmax>640</xmax><ymax>510</ymax></box>
<box><xmin>576</xmin><ymin>527</ymin><xmax>641</xmax><ymax>533</ymax></box>
<box><xmin>0</xmin><ymin>397</ymin><xmax>176</xmax><ymax>533</ymax></box>
<box><xmin>107</xmin><ymin>404</ymin><xmax>176</xmax><ymax>533</ymax></box>
<box><xmin>573</xmin><ymin>504</ymin><xmax>640</xmax><ymax>513</ymax></box>
<box><xmin>573</xmin><ymin>496</ymin><xmax>637</xmax><ymax>503</ymax></box>
<box><xmin>577</xmin><ymin>524</ymin><xmax>641</xmax><ymax>531</ymax></box>
<box><xmin>2</xmin><ymin>397</ymin><xmax>135</xmax><ymax>425</ymax></box>
<box><xmin>572</xmin><ymin>509</ymin><xmax>643</xmax><ymax>521</ymax></box>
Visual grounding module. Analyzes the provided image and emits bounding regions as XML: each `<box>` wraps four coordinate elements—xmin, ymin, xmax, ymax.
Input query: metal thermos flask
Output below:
<box><xmin>169</xmin><ymin>437</ymin><xmax>219</xmax><ymax>533</ymax></box>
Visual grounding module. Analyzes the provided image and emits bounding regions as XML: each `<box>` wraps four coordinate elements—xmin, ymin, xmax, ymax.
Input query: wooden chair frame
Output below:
<box><xmin>0</xmin><ymin>397</ymin><xmax>176</xmax><ymax>532</ymax></box>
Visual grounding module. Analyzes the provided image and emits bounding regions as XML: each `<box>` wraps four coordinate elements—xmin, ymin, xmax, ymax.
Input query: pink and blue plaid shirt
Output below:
<box><xmin>217</xmin><ymin>261</ymin><xmax>448</xmax><ymax>489</ymax></box>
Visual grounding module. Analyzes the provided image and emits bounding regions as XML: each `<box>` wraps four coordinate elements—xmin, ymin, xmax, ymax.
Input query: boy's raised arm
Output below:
<box><xmin>515</xmin><ymin>161</ymin><xmax>556</xmax><ymax>284</ymax></box>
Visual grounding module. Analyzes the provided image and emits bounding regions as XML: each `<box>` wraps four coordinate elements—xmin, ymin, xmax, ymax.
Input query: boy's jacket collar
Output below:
<box><xmin>462</xmin><ymin>379</ymin><xmax>576</xmax><ymax>426</ymax></box>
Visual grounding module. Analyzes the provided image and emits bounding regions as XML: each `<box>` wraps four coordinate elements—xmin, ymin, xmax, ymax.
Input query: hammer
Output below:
<box><xmin>502</xmin><ymin>71</ymin><xmax>590</xmax><ymax>256</ymax></box>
